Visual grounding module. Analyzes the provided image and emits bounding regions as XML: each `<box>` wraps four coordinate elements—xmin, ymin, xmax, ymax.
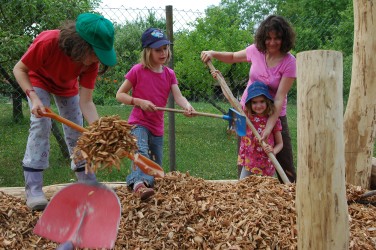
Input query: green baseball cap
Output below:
<box><xmin>76</xmin><ymin>13</ymin><xmax>117</xmax><ymax>66</ymax></box>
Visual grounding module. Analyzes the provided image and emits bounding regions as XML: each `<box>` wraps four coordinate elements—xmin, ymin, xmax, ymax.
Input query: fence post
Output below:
<box><xmin>166</xmin><ymin>5</ymin><xmax>176</xmax><ymax>172</ymax></box>
<box><xmin>296</xmin><ymin>50</ymin><xmax>349</xmax><ymax>249</ymax></box>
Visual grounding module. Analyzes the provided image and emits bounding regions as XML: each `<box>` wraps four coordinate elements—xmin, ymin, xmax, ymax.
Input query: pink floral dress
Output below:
<box><xmin>237</xmin><ymin>114</ymin><xmax>282</xmax><ymax>176</ymax></box>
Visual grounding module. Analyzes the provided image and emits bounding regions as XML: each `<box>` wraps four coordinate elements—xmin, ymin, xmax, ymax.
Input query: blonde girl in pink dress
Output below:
<box><xmin>238</xmin><ymin>81</ymin><xmax>283</xmax><ymax>179</ymax></box>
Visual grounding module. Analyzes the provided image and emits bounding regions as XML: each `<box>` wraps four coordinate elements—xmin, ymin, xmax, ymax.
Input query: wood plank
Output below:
<box><xmin>0</xmin><ymin>180</ymin><xmax>237</xmax><ymax>199</ymax></box>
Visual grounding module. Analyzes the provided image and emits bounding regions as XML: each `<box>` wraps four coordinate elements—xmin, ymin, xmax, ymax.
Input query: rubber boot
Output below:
<box><xmin>75</xmin><ymin>167</ymin><xmax>97</xmax><ymax>183</ymax></box>
<box><xmin>24</xmin><ymin>170</ymin><xmax>48</xmax><ymax>211</ymax></box>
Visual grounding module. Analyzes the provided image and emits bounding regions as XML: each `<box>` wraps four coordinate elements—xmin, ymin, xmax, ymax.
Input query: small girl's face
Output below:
<box><xmin>249</xmin><ymin>95</ymin><xmax>267</xmax><ymax>115</ymax></box>
<box><xmin>150</xmin><ymin>45</ymin><xmax>169</xmax><ymax>66</ymax></box>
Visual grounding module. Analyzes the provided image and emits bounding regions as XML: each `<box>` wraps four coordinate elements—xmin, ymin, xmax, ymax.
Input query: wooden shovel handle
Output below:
<box><xmin>156</xmin><ymin>107</ymin><xmax>223</xmax><ymax>119</ymax></box>
<box><xmin>123</xmin><ymin>152</ymin><xmax>165</xmax><ymax>178</ymax></box>
<box><xmin>206</xmin><ymin>61</ymin><xmax>291</xmax><ymax>184</ymax></box>
<box><xmin>38</xmin><ymin>107</ymin><xmax>88</xmax><ymax>133</ymax></box>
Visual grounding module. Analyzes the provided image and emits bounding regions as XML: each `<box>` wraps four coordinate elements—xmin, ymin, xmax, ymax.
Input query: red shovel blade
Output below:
<box><xmin>33</xmin><ymin>183</ymin><xmax>121</xmax><ymax>249</ymax></box>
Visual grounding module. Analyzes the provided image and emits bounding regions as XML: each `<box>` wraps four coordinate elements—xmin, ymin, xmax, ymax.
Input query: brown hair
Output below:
<box><xmin>58</xmin><ymin>20</ymin><xmax>108</xmax><ymax>74</ymax></box>
<box><xmin>254</xmin><ymin>15</ymin><xmax>295</xmax><ymax>54</ymax></box>
<box><xmin>140</xmin><ymin>46</ymin><xmax>171</xmax><ymax>69</ymax></box>
<box><xmin>245</xmin><ymin>95</ymin><xmax>275</xmax><ymax>117</ymax></box>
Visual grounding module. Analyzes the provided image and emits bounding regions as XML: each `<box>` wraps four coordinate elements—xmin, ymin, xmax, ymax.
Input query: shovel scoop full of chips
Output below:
<box><xmin>37</xmin><ymin>108</ymin><xmax>164</xmax><ymax>177</ymax></box>
<box><xmin>72</xmin><ymin>115</ymin><xmax>138</xmax><ymax>173</ymax></box>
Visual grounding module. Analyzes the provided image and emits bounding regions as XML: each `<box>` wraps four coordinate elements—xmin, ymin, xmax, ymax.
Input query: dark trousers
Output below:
<box><xmin>276</xmin><ymin>116</ymin><xmax>296</xmax><ymax>183</ymax></box>
<box><xmin>237</xmin><ymin>116</ymin><xmax>296</xmax><ymax>183</ymax></box>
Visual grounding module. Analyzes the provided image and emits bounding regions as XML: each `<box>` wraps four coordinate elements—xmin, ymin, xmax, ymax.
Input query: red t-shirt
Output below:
<box><xmin>21</xmin><ymin>30</ymin><xmax>98</xmax><ymax>96</ymax></box>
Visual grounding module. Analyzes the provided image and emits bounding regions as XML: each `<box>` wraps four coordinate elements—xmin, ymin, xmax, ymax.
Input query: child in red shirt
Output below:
<box><xmin>13</xmin><ymin>13</ymin><xmax>116</xmax><ymax>211</ymax></box>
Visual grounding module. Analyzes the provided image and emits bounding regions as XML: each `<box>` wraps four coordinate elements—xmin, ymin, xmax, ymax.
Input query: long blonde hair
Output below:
<box><xmin>140</xmin><ymin>45</ymin><xmax>171</xmax><ymax>69</ymax></box>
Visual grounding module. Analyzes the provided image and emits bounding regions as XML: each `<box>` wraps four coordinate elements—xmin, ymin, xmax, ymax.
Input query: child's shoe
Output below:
<box><xmin>134</xmin><ymin>182</ymin><xmax>154</xmax><ymax>200</ymax></box>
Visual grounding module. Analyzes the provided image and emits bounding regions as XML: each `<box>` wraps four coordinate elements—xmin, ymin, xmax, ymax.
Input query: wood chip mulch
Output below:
<box><xmin>1</xmin><ymin>172</ymin><xmax>376</xmax><ymax>249</ymax></box>
<box><xmin>72</xmin><ymin>115</ymin><xmax>138</xmax><ymax>173</ymax></box>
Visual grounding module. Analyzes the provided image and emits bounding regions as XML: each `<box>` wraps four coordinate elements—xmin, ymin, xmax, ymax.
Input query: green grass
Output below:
<box><xmin>0</xmin><ymin>102</ymin><xmax>244</xmax><ymax>187</ymax></box>
<box><xmin>2</xmin><ymin>100</ymin><xmax>375</xmax><ymax>188</ymax></box>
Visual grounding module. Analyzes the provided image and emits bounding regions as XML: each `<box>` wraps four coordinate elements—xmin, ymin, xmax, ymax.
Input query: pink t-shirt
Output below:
<box><xmin>21</xmin><ymin>30</ymin><xmax>98</xmax><ymax>97</ymax></box>
<box><xmin>240</xmin><ymin>44</ymin><xmax>296</xmax><ymax>116</ymax></box>
<box><xmin>126</xmin><ymin>64</ymin><xmax>178</xmax><ymax>136</ymax></box>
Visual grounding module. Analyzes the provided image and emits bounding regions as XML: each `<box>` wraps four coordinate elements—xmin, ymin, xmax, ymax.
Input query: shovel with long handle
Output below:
<box><xmin>38</xmin><ymin>107</ymin><xmax>164</xmax><ymax>178</ymax></box>
<box><xmin>34</xmin><ymin>182</ymin><xmax>121</xmax><ymax>249</ymax></box>
<box><xmin>206</xmin><ymin>61</ymin><xmax>291</xmax><ymax>184</ymax></box>
<box><xmin>156</xmin><ymin>107</ymin><xmax>246</xmax><ymax>136</ymax></box>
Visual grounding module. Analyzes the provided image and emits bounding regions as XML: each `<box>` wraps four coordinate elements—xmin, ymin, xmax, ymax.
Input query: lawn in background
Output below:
<box><xmin>0</xmin><ymin>102</ymin><xmax>245</xmax><ymax>187</ymax></box>
<box><xmin>2</xmin><ymin>100</ymin><xmax>375</xmax><ymax>188</ymax></box>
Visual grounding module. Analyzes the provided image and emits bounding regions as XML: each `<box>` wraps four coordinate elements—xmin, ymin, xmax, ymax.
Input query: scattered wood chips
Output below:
<box><xmin>72</xmin><ymin>115</ymin><xmax>138</xmax><ymax>173</ymax></box>
<box><xmin>1</xmin><ymin>172</ymin><xmax>376</xmax><ymax>249</ymax></box>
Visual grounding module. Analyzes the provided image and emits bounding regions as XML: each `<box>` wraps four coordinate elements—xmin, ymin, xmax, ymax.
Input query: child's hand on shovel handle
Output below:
<box><xmin>182</xmin><ymin>103</ymin><xmax>196</xmax><ymax>117</ymax></box>
<box><xmin>260</xmin><ymin>140</ymin><xmax>274</xmax><ymax>154</ymax></box>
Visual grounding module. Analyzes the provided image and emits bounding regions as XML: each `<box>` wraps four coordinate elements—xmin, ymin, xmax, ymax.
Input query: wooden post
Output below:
<box><xmin>296</xmin><ymin>50</ymin><xmax>349</xmax><ymax>249</ymax></box>
<box><xmin>344</xmin><ymin>0</ymin><xmax>376</xmax><ymax>188</ymax></box>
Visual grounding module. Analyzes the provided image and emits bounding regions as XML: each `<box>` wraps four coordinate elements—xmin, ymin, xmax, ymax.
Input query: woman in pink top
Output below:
<box><xmin>13</xmin><ymin>13</ymin><xmax>117</xmax><ymax>211</ymax></box>
<box><xmin>116</xmin><ymin>28</ymin><xmax>195</xmax><ymax>200</ymax></box>
<box><xmin>201</xmin><ymin>15</ymin><xmax>296</xmax><ymax>183</ymax></box>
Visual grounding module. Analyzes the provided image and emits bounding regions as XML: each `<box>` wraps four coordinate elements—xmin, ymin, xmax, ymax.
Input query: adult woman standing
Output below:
<box><xmin>201</xmin><ymin>15</ymin><xmax>296</xmax><ymax>183</ymax></box>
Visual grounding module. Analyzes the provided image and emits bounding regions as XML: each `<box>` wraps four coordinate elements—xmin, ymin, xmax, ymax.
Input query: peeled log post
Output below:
<box><xmin>344</xmin><ymin>0</ymin><xmax>376</xmax><ymax>188</ymax></box>
<box><xmin>296</xmin><ymin>50</ymin><xmax>349</xmax><ymax>249</ymax></box>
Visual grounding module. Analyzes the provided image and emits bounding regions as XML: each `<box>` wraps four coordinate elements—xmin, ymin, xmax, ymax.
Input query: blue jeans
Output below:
<box><xmin>126</xmin><ymin>125</ymin><xmax>163</xmax><ymax>188</ymax></box>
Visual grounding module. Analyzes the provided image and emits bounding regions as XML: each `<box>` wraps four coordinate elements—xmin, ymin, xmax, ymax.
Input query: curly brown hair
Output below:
<box><xmin>254</xmin><ymin>15</ymin><xmax>295</xmax><ymax>54</ymax></box>
<box><xmin>245</xmin><ymin>96</ymin><xmax>275</xmax><ymax>117</ymax></box>
<box><xmin>58</xmin><ymin>20</ymin><xmax>108</xmax><ymax>74</ymax></box>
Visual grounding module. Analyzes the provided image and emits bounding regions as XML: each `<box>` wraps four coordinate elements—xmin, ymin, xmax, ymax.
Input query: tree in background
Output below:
<box><xmin>173</xmin><ymin>0</ymin><xmax>279</xmax><ymax>103</ymax></box>
<box><xmin>93</xmin><ymin>11</ymin><xmax>167</xmax><ymax>105</ymax></box>
<box><xmin>0</xmin><ymin>0</ymin><xmax>100</xmax><ymax>121</ymax></box>
<box><xmin>277</xmin><ymin>0</ymin><xmax>353</xmax><ymax>102</ymax></box>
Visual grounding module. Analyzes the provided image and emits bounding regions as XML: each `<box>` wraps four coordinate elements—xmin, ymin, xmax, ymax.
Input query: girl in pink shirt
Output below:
<box><xmin>116</xmin><ymin>28</ymin><xmax>195</xmax><ymax>200</ymax></box>
<box><xmin>201</xmin><ymin>15</ymin><xmax>296</xmax><ymax>183</ymax></box>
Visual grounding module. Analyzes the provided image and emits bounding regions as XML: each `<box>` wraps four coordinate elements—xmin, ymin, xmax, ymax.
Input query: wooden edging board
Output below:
<box><xmin>0</xmin><ymin>180</ymin><xmax>238</xmax><ymax>200</ymax></box>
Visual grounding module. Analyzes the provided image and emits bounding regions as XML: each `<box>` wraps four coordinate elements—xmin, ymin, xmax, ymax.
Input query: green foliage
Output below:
<box><xmin>1</xmin><ymin>0</ymin><xmax>357</xmax><ymax>107</ymax></box>
<box><xmin>0</xmin><ymin>0</ymin><xmax>99</xmax><ymax>62</ymax></box>
<box><xmin>93</xmin><ymin>11</ymin><xmax>168</xmax><ymax>104</ymax></box>
<box><xmin>0</xmin><ymin>0</ymin><xmax>100</xmax><ymax>96</ymax></box>
<box><xmin>277</xmin><ymin>0</ymin><xmax>352</xmax><ymax>54</ymax></box>
<box><xmin>276</xmin><ymin>0</ymin><xmax>353</xmax><ymax>104</ymax></box>
<box><xmin>342</xmin><ymin>54</ymin><xmax>353</xmax><ymax>106</ymax></box>
<box><xmin>173</xmin><ymin>3</ymin><xmax>254</xmax><ymax>101</ymax></box>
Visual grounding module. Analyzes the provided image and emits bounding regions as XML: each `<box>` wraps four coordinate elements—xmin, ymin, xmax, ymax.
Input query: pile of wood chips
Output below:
<box><xmin>1</xmin><ymin>172</ymin><xmax>376</xmax><ymax>249</ymax></box>
<box><xmin>72</xmin><ymin>115</ymin><xmax>138</xmax><ymax>172</ymax></box>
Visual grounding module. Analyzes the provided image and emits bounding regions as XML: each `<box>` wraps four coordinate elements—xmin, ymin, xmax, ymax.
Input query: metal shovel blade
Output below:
<box><xmin>33</xmin><ymin>182</ymin><xmax>121</xmax><ymax>249</ymax></box>
<box><xmin>223</xmin><ymin>108</ymin><xmax>246</xmax><ymax>136</ymax></box>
